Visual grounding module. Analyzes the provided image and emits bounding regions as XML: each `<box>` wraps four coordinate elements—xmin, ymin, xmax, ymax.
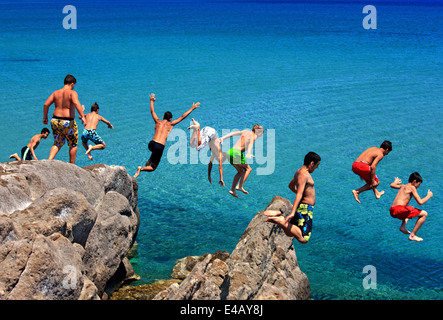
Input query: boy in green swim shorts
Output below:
<box><xmin>265</xmin><ymin>152</ymin><xmax>321</xmax><ymax>244</ymax></box>
<box><xmin>219</xmin><ymin>124</ymin><xmax>263</xmax><ymax>198</ymax></box>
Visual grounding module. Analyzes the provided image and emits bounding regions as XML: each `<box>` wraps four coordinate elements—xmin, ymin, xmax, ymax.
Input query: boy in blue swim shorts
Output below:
<box><xmin>265</xmin><ymin>152</ymin><xmax>321</xmax><ymax>244</ymax></box>
<box><xmin>81</xmin><ymin>103</ymin><xmax>113</xmax><ymax>161</ymax></box>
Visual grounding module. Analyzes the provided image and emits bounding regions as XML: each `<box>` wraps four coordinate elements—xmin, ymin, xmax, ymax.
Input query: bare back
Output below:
<box><xmin>356</xmin><ymin>147</ymin><xmax>384</xmax><ymax>165</ymax></box>
<box><xmin>84</xmin><ymin>112</ymin><xmax>101</xmax><ymax>130</ymax></box>
<box><xmin>392</xmin><ymin>184</ymin><xmax>414</xmax><ymax>207</ymax></box>
<box><xmin>52</xmin><ymin>88</ymin><xmax>78</xmax><ymax>118</ymax></box>
<box><xmin>291</xmin><ymin>168</ymin><xmax>316</xmax><ymax>205</ymax></box>
<box><xmin>152</xmin><ymin>120</ymin><xmax>174</xmax><ymax>145</ymax></box>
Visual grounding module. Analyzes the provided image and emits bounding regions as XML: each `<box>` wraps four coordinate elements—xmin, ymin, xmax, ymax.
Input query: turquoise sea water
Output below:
<box><xmin>0</xmin><ymin>1</ymin><xmax>441</xmax><ymax>300</ymax></box>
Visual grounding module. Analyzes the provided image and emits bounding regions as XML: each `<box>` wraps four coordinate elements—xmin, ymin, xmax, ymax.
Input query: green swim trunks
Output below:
<box><xmin>289</xmin><ymin>203</ymin><xmax>314</xmax><ymax>242</ymax></box>
<box><xmin>228</xmin><ymin>148</ymin><xmax>245</xmax><ymax>165</ymax></box>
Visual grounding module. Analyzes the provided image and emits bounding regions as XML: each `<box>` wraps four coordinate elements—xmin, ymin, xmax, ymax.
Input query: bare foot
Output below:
<box><xmin>375</xmin><ymin>190</ymin><xmax>385</xmax><ymax>199</ymax></box>
<box><xmin>264</xmin><ymin>210</ymin><xmax>282</xmax><ymax>217</ymax></box>
<box><xmin>236</xmin><ymin>187</ymin><xmax>249</xmax><ymax>194</ymax></box>
<box><xmin>87</xmin><ymin>153</ymin><xmax>93</xmax><ymax>161</ymax></box>
<box><xmin>409</xmin><ymin>234</ymin><xmax>423</xmax><ymax>242</ymax></box>
<box><xmin>9</xmin><ymin>153</ymin><xmax>20</xmax><ymax>161</ymax></box>
<box><xmin>133</xmin><ymin>166</ymin><xmax>142</xmax><ymax>178</ymax></box>
<box><xmin>187</xmin><ymin>118</ymin><xmax>200</xmax><ymax>130</ymax></box>
<box><xmin>229</xmin><ymin>190</ymin><xmax>238</xmax><ymax>198</ymax></box>
<box><xmin>352</xmin><ymin>190</ymin><xmax>361</xmax><ymax>203</ymax></box>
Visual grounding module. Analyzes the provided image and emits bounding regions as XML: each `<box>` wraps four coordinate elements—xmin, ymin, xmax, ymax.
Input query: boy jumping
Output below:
<box><xmin>81</xmin><ymin>103</ymin><xmax>114</xmax><ymax>161</ymax></box>
<box><xmin>390</xmin><ymin>172</ymin><xmax>433</xmax><ymax>242</ymax></box>
<box><xmin>352</xmin><ymin>140</ymin><xmax>392</xmax><ymax>203</ymax></box>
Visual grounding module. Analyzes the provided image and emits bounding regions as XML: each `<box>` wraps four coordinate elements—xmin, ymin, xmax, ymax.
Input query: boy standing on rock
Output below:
<box><xmin>264</xmin><ymin>152</ymin><xmax>321</xmax><ymax>244</ymax></box>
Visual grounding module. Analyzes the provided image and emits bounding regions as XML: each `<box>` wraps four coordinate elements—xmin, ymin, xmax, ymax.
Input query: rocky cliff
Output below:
<box><xmin>0</xmin><ymin>160</ymin><xmax>140</xmax><ymax>300</ymax></box>
<box><xmin>153</xmin><ymin>195</ymin><xmax>311</xmax><ymax>300</ymax></box>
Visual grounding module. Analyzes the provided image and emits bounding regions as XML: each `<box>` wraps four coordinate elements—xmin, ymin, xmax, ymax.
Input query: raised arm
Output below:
<box><xmin>412</xmin><ymin>187</ymin><xmax>433</xmax><ymax>206</ymax></box>
<box><xmin>150</xmin><ymin>93</ymin><xmax>160</xmax><ymax>122</ymax></box>
<box><xmin>390</xmin><ymin>177</ymin><xmax>402</xmax><ymax>189</ymax></box>
<box><xmin>171</xmin><ymin>102</ymin><xmax>200</xmax><ymax>126</ymax></box>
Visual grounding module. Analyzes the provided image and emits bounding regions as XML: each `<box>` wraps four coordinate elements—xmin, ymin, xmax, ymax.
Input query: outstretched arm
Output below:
<box><xmin>171</xmin><ymin>102</ymin><xmax>200</xmax><ymax>126</ymax></box>
<box><xmin>219</xmin><ymin>130</ymin><xmax>243</xmax><ymax>143</ymax></box>
<box><xmin>100</xmin><ymin>115</ymin><xmax>114</xmax><ymax>129</ymax></box>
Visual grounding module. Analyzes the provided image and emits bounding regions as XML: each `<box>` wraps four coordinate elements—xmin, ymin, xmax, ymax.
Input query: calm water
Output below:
<box><xmin>0</xmin><ymin>0</ymin><xmax>441</xmax><ymax>299</ymax></box>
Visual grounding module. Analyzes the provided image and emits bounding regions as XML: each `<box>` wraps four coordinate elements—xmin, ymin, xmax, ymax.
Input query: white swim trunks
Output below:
<box><xmin>197</xmin><ymin>126</ymin><xmax>216</xmax><ymax>151</ymax></box>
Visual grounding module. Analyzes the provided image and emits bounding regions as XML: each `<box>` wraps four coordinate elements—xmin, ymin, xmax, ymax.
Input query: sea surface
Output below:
<box><xmin>0</xmin><ymin>0</ymin><xmax>441</xmax><ymax>300</ymax></box>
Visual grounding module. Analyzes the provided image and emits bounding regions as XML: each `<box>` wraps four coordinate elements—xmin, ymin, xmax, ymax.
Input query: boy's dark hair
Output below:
<box><xmin>304</xmin><ymin>152</ymin><xmax>321</xmax><ymax>166</ymax></box>
<box><xmin>41</xmin><ymin>128</ymin><xmax>50</xmax><ymax>134</ymax></box>
<box><xmin>64</xmin><ymin>74</ymin><xmax>77</xmax><ymax>85</ymax></box>
<box><xmin>380</xmin><ymin>140</ymin><xmax>392</xmax><ymax>151</ymax></box>
<box><xmin>91</xmin><ymin>103</ymin><xmax>99</xmax><ymax>112</ymax></box>
<box><xmin>163</xmin><ymin>111</ymin><xmax>172</xmax><ymax>121</ymax></box>
<box><xmin>409</xmin><ymin>172</ymin><xmax>423</xmax><ymax>183</ymax></box>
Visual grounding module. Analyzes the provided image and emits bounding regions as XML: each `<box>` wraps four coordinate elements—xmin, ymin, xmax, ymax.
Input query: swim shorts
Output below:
<box><xmin>148</xmin><ymin>140</ymin><xmax>165</xmax><ymax>167</ymax></box>
<box><xmin>21</xmin><ymin>146</ymin><xmax>32</xmax><ymax>160</ymax></box>
<box><xmin>390</xmin><ymin>205</ymin><xmax>422</xmax><ymax>220</ymax></box>
<box><xmin>228</xmin><ymin>148</ymin><xmax>245</xmax><ymax>165</ymax></box>
<box><xmin>81</xmin><ymin>129</ymin><xmax>104</xmax><ymax>145</ymax></box>
<box><xmin>352</xmin><ymin>161</ymin><xmax>379</xmax><ymax>185</ymax></box>
<box><xmin>196</xmin><ymin>126</ymin><xmax>216</xmax><ymax>152</ymax></box>
<box><xmin>289</xmin><ymin>203</ymin><xmax>314</xmax><ymax>242</ymax></box>
<box><xmin>51</xmin><ymin>116</ymin><xmax>78</xmax><ymax>148</ymax></box>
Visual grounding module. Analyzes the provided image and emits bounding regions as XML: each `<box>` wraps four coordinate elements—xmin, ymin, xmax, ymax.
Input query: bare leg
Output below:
<box><xmin>236</xmin><ymin>164</ymin><xmax>251</xmax><ymax>194</ymax></box>
<box><xmin>9</xmin><ymin>153</ymin><xmax>21</xmax><ymax>161</ymax></box>
<box><xmin>409</xmin><ymin>211</ymin><xmax>427</xmax><ymax>242</ymax></box>
<box><xmin>229</xmin><ymin>164</ymin><xmax>245</xmax><ymax>198</ymax></box>
<box><xmin>134</xmin><ymin>160</ymin><xmax>157</xmax><ymax>178</ymax></box>
<box><xmin>85</xmin><ymin>143</ymin><xmax>106</xmax><ymax>161</ymax></box>
<box><xmin>266</xmin><ymin>215</ymin><xmax>307</xmax><ymax>244</ymax></box>
<box><xmin>49</xmin><ymin>144</ymin><xmax>61</xmax><ymax>160</ymax></box>
<box><xmin>352</xmin><ymin>183</ymin><xmax>372</xmax><ymax>203</ymax></box>
<box><xmin>399</xmin><ymin>219</ymin><xmax>410</xmax><ymax>235</ymax></box>
<box><xmin>264</xmin><ymin>210</ymin><xmax>281</xmax><ymax>217</ymax></box>
<box><xmin>69</xmin><ymin>146</ymin><xmax>77</xmax><ymax>164</ymax></box>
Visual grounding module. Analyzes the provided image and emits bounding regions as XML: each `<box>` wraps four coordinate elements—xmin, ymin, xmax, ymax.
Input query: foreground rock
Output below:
<box><xmin>0</xmin><ymin>160</ymin><xmax>140</xmax><ymax>300</ymax></box>
<box><xmin>154</xmin><ymin>195</ymin><xmax>311</xmax><ymax>300</ymax></box>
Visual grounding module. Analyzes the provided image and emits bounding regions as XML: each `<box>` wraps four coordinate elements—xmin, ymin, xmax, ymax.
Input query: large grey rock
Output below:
<box><xmin>0</xmin><ymin>160</ymin><xmax>139</xmax><ymax>300</ymax></box>
<box><xmin>154</xmin><ymin>195</ymin><xmax>311</xmax><ymax>300</ymax></box>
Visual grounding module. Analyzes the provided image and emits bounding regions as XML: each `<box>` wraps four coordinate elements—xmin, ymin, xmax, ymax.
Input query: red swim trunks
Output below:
<box><xmin>390</xmin><ymin>205</ymin><xmax>422</xmax><ymax>220</ymax></box>
<box><xmin>352</xmin><ymin>161</ymin><xmax>379</xmax><ymax>185</ymax></box>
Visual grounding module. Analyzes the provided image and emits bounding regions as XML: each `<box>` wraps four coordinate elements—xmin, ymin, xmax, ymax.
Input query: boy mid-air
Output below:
<box><xmin>81</xmin><ymin>103</ymin><xmax>114</xmax><ymax>161</ymax></box>
<box><xmin>352</xmin><ymin>140</ymin><xmax>392</xmax><ymax>203</ymax></box>
<box><xmin>390</xmin><ymin>172</ymin><xmax>433</xmax><ymax>242</ymax></box>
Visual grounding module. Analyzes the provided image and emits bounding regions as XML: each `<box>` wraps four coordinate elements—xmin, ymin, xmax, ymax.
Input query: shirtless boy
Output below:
<box><xmin>265</xmin><ymin>152</ymin><xmax>321</xmax><ymax>244</ymax></box>
<box><xmin>43</xmin><ymin>75</ymin><xmax>86</xmax><ymax>164</ymax></box>
<box><xmin>219</xmin><ymin>124</ymin><xmax>264</xmax><ymax>198</ymax></box>
<box><xmin>9</xmin><ymin>128</ymin><xmax>50</xmax><ymax>161</ymax></box>
<box><xmin>188</xmin><ymin>118</ymin><xmax>227</xmax><ymax>186</ymax></box>
<box><xmin>81</xmin><ymin>103</ymin><xmax>114</xmax><ymax>160</ymax></box>
<box><xmin>133</xmin><ymin>93</ymin><xmax>199</xmax><ymax>177</ymax></box>
<box><xmin>389</xmin><ymin>172</ymin><xmax>433</xmax><ymax>242</ymax></box>
<box><xmin>352</xmin><ymin>140</ymin><xmax>392</xmax><ymax>203</ymax></box>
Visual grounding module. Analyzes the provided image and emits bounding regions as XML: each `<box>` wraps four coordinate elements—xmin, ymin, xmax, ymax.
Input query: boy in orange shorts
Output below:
<box><xmin>389</xmin><ymin>172</ymin><xmax>433</xmax><ymax>242</ymax></box>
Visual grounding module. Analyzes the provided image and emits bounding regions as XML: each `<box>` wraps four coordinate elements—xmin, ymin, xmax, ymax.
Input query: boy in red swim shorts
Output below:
<box><xmin>351</xmin><ymin>141</ymin><xmax>392</xmax><ymax>203</ymax></box>
<box><xmin>389</xmin><ymin>172</ymin><xmax>433</xmax><ymax>242</ymax></box>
